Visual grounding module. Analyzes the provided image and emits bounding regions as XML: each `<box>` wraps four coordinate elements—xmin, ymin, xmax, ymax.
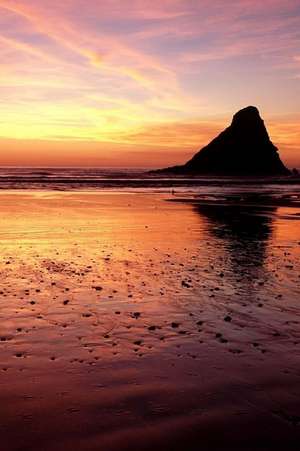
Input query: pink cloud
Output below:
<box><xmin>0</xmin><ymin>0</ymin><xmax>299</xmax><ymax>167</ymax></box>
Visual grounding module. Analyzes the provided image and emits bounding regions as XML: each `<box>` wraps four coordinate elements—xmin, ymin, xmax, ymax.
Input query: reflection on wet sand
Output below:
<box><xmin>0</xmin><ymin>192</ymin><xmax>300</xmax><ymax>451</ymax></box>
<box><xmin>193</xmin><ymin>203</ymin><xmax>276</xmax><ymax>290</ymax></box>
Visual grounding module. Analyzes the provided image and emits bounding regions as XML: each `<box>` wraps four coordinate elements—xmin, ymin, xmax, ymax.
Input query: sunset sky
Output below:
<box><xmin>0</xmin><ymin>0</ymin><xmax>300</xmax><ymax>168</ymax></box>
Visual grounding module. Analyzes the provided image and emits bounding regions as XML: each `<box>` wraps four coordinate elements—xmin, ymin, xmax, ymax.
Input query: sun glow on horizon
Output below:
<box><xmin>0</xmin><ymin>0</ymin><xmax>300</xmax><ymax>167</ymax></box>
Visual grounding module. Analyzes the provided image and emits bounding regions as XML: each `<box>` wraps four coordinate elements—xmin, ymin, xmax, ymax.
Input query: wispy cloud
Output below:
<box><xmin>0</xmin><ymin>0</ymin><xmax>299</xmax><ymax>166</ymax></box>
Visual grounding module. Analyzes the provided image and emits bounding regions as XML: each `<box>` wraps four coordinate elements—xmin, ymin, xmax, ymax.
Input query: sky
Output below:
<box><xmin>0</xmin><ymin>0</ymin><xmax>300</xmax><ymax>168</ymax></box>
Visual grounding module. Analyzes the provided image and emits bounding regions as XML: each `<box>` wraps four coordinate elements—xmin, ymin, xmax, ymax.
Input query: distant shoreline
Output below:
<box><xmin>0</xmin><ymin>175</ymin><xmax>300</xmax><ymax>187</ymax></box>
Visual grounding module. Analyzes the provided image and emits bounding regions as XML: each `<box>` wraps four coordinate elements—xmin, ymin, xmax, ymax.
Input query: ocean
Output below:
<box><xmin>0</xmin><ymin>167</ymin><xmax>300</xmax><ymax>205</ymax></box>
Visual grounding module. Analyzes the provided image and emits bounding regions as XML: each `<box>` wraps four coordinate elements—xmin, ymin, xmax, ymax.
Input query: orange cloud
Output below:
<box><xmin>1</xmin><ymin>115</ymin><xmax>298</xmax><ymax>168</ymax></box>
<box><xmin>0</xmin><ymin>0</ymin><xmax>299</xmax><ymax>167</ymax></box>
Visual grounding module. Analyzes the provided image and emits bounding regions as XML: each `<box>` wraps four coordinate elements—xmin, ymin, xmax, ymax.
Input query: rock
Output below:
<box><xmin>93</xmin><ymin>286</ymin><xmax>103</xmax><ymax>291</ymax></box>
<box><xmin>82</xmin><ymin>313</ymin><xmax>92</xmax><ymax>318</ymax></box>
<box><xmin>181</xmin><ymin>280</ymin><xmax>191</xmax><ymax>288</ymax></box>
<box><xmin>148</xmin><ymin>325</ymin><xmax>157</xmax><ymax>331</ymax></box>
<box><xmin>131</xmin><ymin>312</ymin><xmax>141</xmax><ymax>319</ymax></box>
<box><xmin>152</xmin><ymin>106</ymin><xmax>290</xmax><ymax>176</ymax></box>
<box><xmin>133</xmin><ymin>340</ymin><xmax>142</xmax><ymax>346</ymax></box>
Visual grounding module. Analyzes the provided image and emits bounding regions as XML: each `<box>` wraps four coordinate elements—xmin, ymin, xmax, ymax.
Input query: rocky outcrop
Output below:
<box><xmin>153</xmin><ymin>106</ymin><xmax>290</xmax><ymax>176</ymax></box>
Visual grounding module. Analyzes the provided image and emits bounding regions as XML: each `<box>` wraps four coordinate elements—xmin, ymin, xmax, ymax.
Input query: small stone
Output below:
<box><xmin>94</xmin><ymin>286</ymin><xmax>103</xmax><ymax>291</ymax></box>
<box><xmin>132</xmin><ymin>312</ymin><xmax>141</xmax><ymax>319</ymax></box>
<box><xmin>224</xmin><ymin>315</ymin><xmax>232</xmax><ymax>322</ymax></box>
<box><xmin>181</xmin><ymin>281</ymin><xmax>191</xmax><ymax>288</ymax></box>
<box><xmin>148</xmin><ymin>325</ymin><xmax>157</xmax><ymax>331</ymax></box>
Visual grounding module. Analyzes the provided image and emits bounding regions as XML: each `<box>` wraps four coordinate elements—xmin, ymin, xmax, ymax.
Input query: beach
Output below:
<box><xmin>1</xmin><ymin>189</ymin><xmax>300</xmax><ymax>450</ymax></box>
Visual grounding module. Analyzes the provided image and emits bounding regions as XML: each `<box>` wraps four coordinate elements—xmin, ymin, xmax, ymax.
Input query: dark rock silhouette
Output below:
<box><xmin>154</xmin><ymin>106</ymin><xmax>290</xmax><ymax>176</ymax></box>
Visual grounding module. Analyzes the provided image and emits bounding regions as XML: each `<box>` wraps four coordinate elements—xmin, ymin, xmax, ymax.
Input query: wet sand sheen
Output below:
<box><xmin>0</xmin><ymin>191</ymin><xmax>300</xmax><ymax>450</ymax></box>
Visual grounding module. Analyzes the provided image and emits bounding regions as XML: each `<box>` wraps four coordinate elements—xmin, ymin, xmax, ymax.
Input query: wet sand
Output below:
<box><xmin>0</xmin><ymin>191</ymin><xmax>300</xmax><ymax>450</ymax></box>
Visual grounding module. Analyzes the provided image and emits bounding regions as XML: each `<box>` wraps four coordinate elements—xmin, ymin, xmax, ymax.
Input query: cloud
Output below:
<box><xmin>0</xmin><ymin>0</ymin><xmax>181</xmax><ymax>95</ymax></box>
<box><xmin>0</xmin><ymin>0</ymin><xmax>299</xmax><ymax>167</ymax></box>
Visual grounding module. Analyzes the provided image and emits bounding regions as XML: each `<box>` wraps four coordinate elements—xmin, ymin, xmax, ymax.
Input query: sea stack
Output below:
<box><xmin>154</xmin><ymin>106</ymin><xmax>290</xmax><ymax>176</ymax></box>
